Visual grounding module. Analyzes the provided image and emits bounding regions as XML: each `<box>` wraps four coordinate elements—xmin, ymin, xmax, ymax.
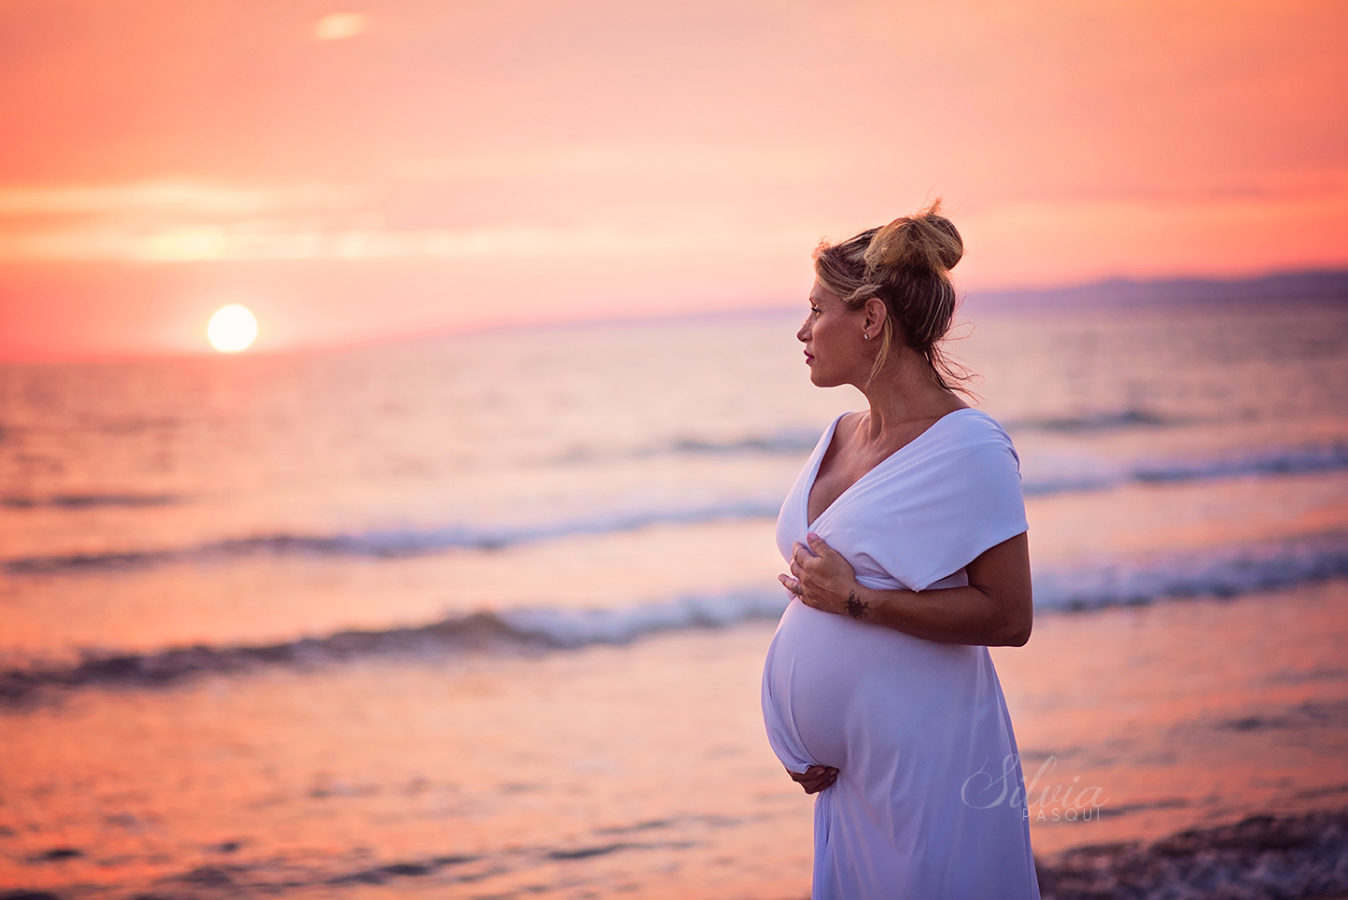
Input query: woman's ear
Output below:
<box><xmin>863</xmin><ymin>297</ymin><xmax>888</xmax><ymax>333</ymax></box>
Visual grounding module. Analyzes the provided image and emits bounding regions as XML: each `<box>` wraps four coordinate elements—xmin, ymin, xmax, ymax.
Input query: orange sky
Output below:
<box><xmin>1</xmin><ymin>0</ymin><xmax>1346</xmax><ymax>357</ymax></box>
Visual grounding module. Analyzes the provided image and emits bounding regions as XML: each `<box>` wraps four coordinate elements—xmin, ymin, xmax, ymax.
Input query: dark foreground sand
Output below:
<box><xmin>1037</xmin><ymin>807</ymin><xmax>1348</xmax><ymax>899</ymax></box>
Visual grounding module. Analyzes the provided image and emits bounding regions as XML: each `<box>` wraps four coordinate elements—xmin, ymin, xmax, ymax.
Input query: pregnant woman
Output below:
<box><xmin>762</xmin><ymin>203</ymin><xmax>1041</xmax><ymax>898</ymax></box>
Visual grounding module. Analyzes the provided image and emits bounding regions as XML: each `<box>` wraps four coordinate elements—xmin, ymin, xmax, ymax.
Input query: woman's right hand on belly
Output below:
<box><xmin>788</xmin><ymin>764</ymin><xmax>838</xmax><ymax>794</ymax></box>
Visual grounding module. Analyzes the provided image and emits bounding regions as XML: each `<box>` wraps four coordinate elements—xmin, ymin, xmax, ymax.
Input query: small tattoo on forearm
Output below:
<box><xmin>845</xmin><ymin>590</ymin><xmax>869</xmax><ymax>620</ymax></box>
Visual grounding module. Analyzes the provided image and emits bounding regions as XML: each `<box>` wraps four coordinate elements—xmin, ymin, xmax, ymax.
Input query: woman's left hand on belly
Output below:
<box><xmin>788</xmin><ymin>764</ymin><xmax>839</xmax><ymax>794</ymax></box>
<box><xmin>780</xmin><ymin>533</ymin><xmax>868</xmax><ymax>619</ymax></box>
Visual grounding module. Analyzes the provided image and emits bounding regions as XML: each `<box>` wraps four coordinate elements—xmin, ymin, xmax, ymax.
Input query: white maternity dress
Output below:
<box><xmin>761</xmin><ymin>408</ymin><xmax>1041</xmax><ymax>899</ymax></box>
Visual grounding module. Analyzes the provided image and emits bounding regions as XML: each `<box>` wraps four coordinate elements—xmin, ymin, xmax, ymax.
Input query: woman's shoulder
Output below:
<box><xmin>935</xmin><ymin>407</ymin><xmax>1018</xmax><ymax>453</ymax></box>
<box><xmin>944</xmin><ymin>406</ymin><xmax>1009</xmax><ymax>432</ymax></box>
<box><xmin>817</xmin><ymin>409</ymin><xmax>863</xmax><ymax>445</ymax></box>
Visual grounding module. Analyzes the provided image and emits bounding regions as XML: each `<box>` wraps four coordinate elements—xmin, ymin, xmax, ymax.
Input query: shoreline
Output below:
<box><xmin>4</xmin><ymin>807</ymin><xmax>1346</xmax><ymax>900</ymax></box>
<box><xmin>3</xmin><ymin>583</ymin><xmax>1345</xmax><ymax>898</ymax></box>
<box><xmin>1036</xmin><ymin>806</ymin><xmax>1348</xmax><ymax>899</ymax></box>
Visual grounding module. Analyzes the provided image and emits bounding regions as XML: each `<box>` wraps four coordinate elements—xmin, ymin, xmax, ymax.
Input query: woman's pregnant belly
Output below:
<box><xmin>762</xmin><ymin>599</ymin><xmax>985</xmax><ymax>771</ymax></box>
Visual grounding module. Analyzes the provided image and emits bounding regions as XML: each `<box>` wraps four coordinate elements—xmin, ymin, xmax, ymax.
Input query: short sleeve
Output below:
<box><xmin>888</xmin><ymin>427</ymin><xmax>1029</xmax><ymax>592</ymax></box>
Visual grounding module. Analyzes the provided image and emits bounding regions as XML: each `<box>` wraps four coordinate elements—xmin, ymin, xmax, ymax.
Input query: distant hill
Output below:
<box><xmin>965</xmin><ymin>268</ymin><xmax>1348</xmax><ymax>309</ymax></box>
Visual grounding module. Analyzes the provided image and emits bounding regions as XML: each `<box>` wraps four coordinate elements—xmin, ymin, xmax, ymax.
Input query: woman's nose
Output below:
<box><xmin>797</xmin><ymin>319</ymin><xmax>810</xmax><ymax>342</ymax></box>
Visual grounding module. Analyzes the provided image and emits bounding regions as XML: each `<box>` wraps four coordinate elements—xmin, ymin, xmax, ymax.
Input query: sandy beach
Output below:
<box><xmin>3</xmin><ymin>578</ymin><xmax>1346</xmax><ymax>898</ymax></box>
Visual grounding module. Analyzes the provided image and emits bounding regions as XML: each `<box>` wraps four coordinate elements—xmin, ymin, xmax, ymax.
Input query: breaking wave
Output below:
<box><xmin>2</xmin><ymin>533</ymin><xmax>1344</xmax><ymax>704</ymax></box>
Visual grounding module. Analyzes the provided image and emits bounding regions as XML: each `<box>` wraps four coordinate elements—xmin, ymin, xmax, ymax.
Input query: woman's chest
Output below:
<box><xmin>807</xmin><ymin>458</ymin><xmax>871</xmax><ymax>524</ymax></box>
<box><xmin>808</xmin><ymin>440</ymin><xmax>913</xmax><ymax>524</ymax></box>
<box><xmin>807</xmin><ymin>416</ymin><xmax>950</xmax><ymax>524</ymax></box>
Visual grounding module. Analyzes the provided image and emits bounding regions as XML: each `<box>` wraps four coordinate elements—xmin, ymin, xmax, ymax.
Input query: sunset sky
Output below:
<box><xmin>2</xmin><ymin>0</ymin><xmax>1346</xmax><ymax>357</ymax></box>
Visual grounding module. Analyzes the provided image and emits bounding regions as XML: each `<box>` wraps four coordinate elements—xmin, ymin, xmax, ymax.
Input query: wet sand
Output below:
<box><xmin>2</xmin><ymin>579</ymin><xmax>1346</xmax><ymax>898</ymax></box>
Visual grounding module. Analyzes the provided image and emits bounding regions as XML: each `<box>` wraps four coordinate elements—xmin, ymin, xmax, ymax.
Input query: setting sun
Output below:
<box><xmin>206</xmin><ymin>304</ymin><xmax>259</xmax><ymax>352</ymax></box>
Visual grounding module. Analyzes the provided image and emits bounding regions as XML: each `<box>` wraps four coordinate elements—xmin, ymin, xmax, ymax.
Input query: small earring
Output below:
<box><xmin>863</xmin><ymin>333</ymin><xmax>870</xmax><ymax>341</ymax></box>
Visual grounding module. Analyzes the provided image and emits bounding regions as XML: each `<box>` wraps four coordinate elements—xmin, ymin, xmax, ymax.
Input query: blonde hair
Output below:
<box><xmin>813</xmin><ymin>200</ymin><xmax>972</xmax><ymax>394</ymax></box>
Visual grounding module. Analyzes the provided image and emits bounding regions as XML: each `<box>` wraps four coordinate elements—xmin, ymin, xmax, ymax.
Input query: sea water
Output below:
<box><xmin>2</xmin><ymin>293</ymin><xmax>1346</xmax><ymax>898</ymax></box>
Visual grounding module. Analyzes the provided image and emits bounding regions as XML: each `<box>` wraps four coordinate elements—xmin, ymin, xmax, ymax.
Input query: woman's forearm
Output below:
<box><xmin>844</xmin><ymin>582</ymin><xmax>1031</xmax><ymax>647</ymax></box>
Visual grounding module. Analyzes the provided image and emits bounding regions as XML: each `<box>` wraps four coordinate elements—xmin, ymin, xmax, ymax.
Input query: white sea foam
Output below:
<box><xmin>4</xmin><ymin>534</ymin><xmax>1344</xmax><ymax>704</ymax></box>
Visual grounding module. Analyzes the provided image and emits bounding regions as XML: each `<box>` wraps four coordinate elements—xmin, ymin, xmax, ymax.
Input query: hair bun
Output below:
<box><xmin>863</xmin><ymin>200</ymin><xmax>963</xmax><ymax>274</ymax></box>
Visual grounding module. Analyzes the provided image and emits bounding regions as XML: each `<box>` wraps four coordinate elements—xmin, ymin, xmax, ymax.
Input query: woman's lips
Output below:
<box><xmin>804</xmin><ymin>351</ymin><xmax>814</xmax><ymax>364</ymax></box>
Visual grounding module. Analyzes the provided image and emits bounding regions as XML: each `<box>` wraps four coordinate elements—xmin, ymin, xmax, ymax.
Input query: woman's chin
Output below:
<box><xmin>808</xmin><ymin>368</ymin><xmax>841</xmax><ymax>388</ymax></box>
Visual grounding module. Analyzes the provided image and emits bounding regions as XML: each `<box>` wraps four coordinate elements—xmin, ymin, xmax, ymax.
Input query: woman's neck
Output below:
<box><xmin>855</xmin><ymin>357</ymin><xmax>963</xmax><ymax>439</ymax></box>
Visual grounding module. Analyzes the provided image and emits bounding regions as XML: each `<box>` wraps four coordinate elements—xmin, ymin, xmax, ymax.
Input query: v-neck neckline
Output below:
<box><xmin>803</xmin><ymin>407</ymin><xmax>975</xmax><ymax>530</ymax></box>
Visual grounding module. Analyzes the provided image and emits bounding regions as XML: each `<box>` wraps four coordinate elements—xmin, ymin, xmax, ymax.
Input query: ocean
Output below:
<box><xmin>2</xmin><ymin>288</ymin><xmax>1347</xmax><ymax>899</ymax></box>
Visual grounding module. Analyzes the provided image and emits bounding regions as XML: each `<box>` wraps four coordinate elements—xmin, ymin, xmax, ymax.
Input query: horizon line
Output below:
<box><xmin>4</xmin><ymin>263</ymin><xmax>1346</xmax><ymax>365</ymax></box>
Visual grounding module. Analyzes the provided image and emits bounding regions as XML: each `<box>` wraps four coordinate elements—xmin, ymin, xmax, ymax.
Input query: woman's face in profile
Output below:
<box><xmin>797</xmin><ymin>279</ymin><xmax>861</xmax><ymax>388</ymax></box>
